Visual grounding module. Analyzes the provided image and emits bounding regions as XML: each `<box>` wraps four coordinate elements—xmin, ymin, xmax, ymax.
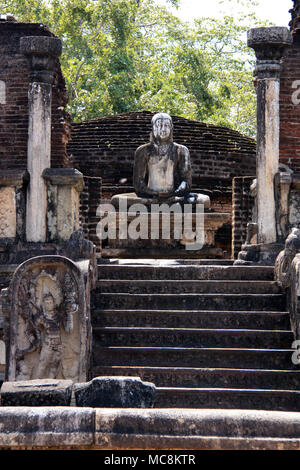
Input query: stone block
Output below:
<box><xmin>20</xmin><ymin>36</ymin><xmax>62</xmax><ymax>57</ymax></box>
<box><xmin>74</xmin><ymin>376</ymin><xmax>156</xmax><ymax>408</ymax></box>
<box><xmin>0</xmin><ymin>407</ymin><xmax>94</xmax><ymax>448</ymax></box>
<box><xmin>43</xmin><ymin>168</ymin><xmax>84</xmax><ymax>242</ymax></box>
<box><xmin>0</xmin><ymin>187</ymin><xmax>16</xmax><ymax>238</ymax></box>
<box><xmin>0</xmin><ymin>379</ymin><xmax>73</xmax><ymax>406</ymax></box>
<box><xmin>247</xmin><ymin>26</ymin><xmax>293</xmax><ymax>50</ymax></box>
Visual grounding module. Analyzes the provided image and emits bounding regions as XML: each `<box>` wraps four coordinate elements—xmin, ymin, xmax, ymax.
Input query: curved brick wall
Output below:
<box><xmin>68</xmin><ymin>111</ymin><xmax>256</xmax><ymax>188</ymax></box>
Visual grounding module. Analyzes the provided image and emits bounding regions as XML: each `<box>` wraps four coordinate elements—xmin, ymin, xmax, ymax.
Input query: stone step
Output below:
<box><xmin>93</xmin><ymin>327</ymin><xmax>293</xmax><ymax>349</ymax></box>
<box><xmin>93</xmin><ymin>366</ymin><xmax>300</xmax><ymax>390</ymax></box>
<box><xmin>99</xmin><ymin>259</ymin><xmax>234</xmax><ymax>266</ymax></box>
<box><xmin>97</xmin><ymin>265</ymin><xmax>275</xmax><ymax>281</ymax></box>
<box><xmin>94</xmin><ymin>293</ymin><xmax>286</xmax><ymax>311</ymax></box>
<box><xmin>96</xmin><ymin>280</ymin><xmax>281</xmax><ymax>294</ymax></box>
<box><xmin>154</xmin><ymin>387</ymin><xmax>300</xmax><ymax>411</ymax></box>
<box><xmin>92</xmin><ymin>309</ymin><xmax>290</xmax><ymax>330</ymax></box>
<box><xmin>93</xmin><ymin>347</ymin><xmax>296</xmax><ymax>370</ymax></box>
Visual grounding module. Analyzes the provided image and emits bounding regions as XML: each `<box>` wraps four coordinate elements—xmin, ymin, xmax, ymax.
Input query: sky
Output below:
<box><xmin>156</xmin><ymin>0</ymin><xmax>293</xmax><ymax>27</ymax></box>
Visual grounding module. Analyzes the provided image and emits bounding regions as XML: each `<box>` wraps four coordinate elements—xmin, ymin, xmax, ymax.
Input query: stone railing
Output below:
<box><xmin>275</xmin><ymin>227</ymin><xmax>300</xmax><ymax>340</ymax></box>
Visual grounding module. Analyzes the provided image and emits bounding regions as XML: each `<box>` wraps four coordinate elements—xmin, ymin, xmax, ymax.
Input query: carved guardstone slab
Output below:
<box><xmin>3</xmin><ymin>255</ymin><xmax>91</xmax><ymax>383</ymax></box>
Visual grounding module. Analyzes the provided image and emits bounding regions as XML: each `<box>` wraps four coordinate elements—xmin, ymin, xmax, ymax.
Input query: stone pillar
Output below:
<box><xmin>247</xmin><ymin>27</ymin><xmax>292</xmax><ymax>246</ymax></box>
<box><xmin>20</xmin><ymin>36</ymin><xmax>62</xmax><ymax>242</ymax></box>
<box><xmin>42</xmin><ymin>168</ymin><xmax>84</xmax><ymax>243</ymax></box>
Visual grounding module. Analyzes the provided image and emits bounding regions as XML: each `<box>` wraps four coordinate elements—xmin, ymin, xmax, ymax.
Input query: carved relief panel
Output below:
<box><xmin>4</xmin><ymin>256</ymin><xmax>91</xmax><ymax>382</ymax></box>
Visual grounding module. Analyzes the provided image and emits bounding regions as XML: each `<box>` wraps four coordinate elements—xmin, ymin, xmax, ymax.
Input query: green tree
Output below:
<box><xmin>0</xmin><ymin>0</ymin><xmax>268</xmax><ymax>136</ymax></box>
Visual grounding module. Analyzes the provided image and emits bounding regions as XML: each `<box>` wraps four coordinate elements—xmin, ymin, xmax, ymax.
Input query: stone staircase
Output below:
<box><xmin>92</xmin><ymin>259</ymin><xmax>300</xmax><ymax>411</ymax></box>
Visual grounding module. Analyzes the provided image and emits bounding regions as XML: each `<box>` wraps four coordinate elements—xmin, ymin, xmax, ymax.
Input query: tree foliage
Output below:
<box><xmin>0</xmin><ymin>0</ymin><xmax>269</xmax><ymax>136</ymax></box>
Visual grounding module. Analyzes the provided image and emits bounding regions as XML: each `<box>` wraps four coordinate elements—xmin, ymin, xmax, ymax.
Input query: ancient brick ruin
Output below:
<box><xmin>2</xmin><ymin>2</ymin><xmax>300</xmax><ymax>451</ymax></box>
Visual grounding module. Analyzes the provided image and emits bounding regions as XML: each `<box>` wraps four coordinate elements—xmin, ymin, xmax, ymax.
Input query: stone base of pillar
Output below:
<box><xmin>234</xmin><ymin>242</ymin><xmax>283</xmax><ymax>266</ymax></box>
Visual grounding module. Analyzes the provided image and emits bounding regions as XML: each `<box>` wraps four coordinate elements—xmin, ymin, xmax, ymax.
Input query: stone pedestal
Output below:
<box><xmin>101</xmin><ymin>210</ymin><xmax>230</xmax><ymax>259</ymax></box>
<box><xmin>20</xmin><ymin>36</ymin><xmax>62</xmax><ymax>243</ymax></box>
<box><xmin>43</xmin><ymin>168</ymin><xmax>84</xmax><ymax>243</ymax></box>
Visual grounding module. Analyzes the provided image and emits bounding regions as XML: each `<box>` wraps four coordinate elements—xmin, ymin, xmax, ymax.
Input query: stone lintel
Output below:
<box><xmin>0</xmin><ymin>170</ymin><xmax>29</xmax><ymax>188</ymax></box>
<box><xmin>43</xmin><ymin>168</ymin><xmax>84</xmax><ymax>192</ymax></box>
<box><xmin>20</xmin><ymin>36</ymin><xmax>62</xmax><ymax>58</ymax></box>
<box><xmin>247</xmin><ymin>27</ymin><xmax>292</xmax><ymax>78</ymax></box>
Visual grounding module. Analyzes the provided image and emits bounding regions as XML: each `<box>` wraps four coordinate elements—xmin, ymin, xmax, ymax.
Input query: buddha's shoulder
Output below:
<box><xmin>135</xmin><ymin>142</ymin><xmax>152</xmax><ymax>155</ymax></box>
<box><xmin>173</xmin><ymin>142</ymin><xmax>190</xmax><ymax>155</ymax></box>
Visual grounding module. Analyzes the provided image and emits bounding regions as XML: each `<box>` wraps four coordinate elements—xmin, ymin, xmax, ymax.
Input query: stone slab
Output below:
<box><xmin>94</xmin><ymin>408</ymin><xmax>300</xmax><ymax>450</ymax></box>
<box><xmin>0</xmin><ymin>407</ymin><xmax>94</xmax><ymax>448</ymax></box>
<box><xmin>0</xmin><ymin>187</ymin><xmax>16</xmax><ymax>238</ymax></box>
<box><xmin>74</xmin><ymin>376</ymin><xmax>156</xmax><ymax>408</ymax></box>
<box><xmin>1</xmin><ymin>407</ymin><xmax>300</xmax><ymax>449</ymax></box>
<box><xmin>0</xmin><ymin>379</ymin><xmax>73</xmax><ymax>406</ymax></box>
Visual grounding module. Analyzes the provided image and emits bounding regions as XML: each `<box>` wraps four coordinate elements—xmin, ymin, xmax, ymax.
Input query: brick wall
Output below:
<box><xmin>68</xmin><ymin>111</ymin><xmax>257</xmax><ymax>187</ymax></box>
<box><xmin>0</xmin><ymin>19</ymin><xmax>71</xmax><ymax>171</ymax></box>
<box><xmin>80</xmin><ymin>176</ymin><xmax>102</xmax><ymax>253</ymax></box>
<box><xmin>280</xmin><ymin>30</ymin><xmax>300</xmax><ymax>171</ymax></box>
<box><xmin>232</xmin><ymin>176</ymin><xmax>255</xmax><ymax>259</ymax></box>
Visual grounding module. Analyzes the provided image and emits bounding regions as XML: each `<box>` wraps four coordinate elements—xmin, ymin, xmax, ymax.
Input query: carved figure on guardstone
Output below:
<box><xmin>3</xmin><ymin>256</ymin><xmax>91</xmax><ymax>383</ymax></box>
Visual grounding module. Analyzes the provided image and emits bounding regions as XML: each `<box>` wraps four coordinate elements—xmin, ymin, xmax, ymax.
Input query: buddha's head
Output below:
<box><xmin>42</xmin><ymin>293</ymin><xmax>56</xmax><ymax>319</ymax></box>
<box><xmin>151</xmin><ymin>112</ymin><xmax>173</xmax><ymax>143</ymax></box>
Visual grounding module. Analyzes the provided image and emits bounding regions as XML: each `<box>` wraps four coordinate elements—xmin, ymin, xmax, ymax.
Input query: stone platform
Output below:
<box><xmin>102</xmin><ymin>211</ymin><xmax>231</xmax><ymax>259</ymax></box>
<box><xmin>1</xmin><ymin>407</ymin><xmax>300</xmax><ymax>449</ymax></box>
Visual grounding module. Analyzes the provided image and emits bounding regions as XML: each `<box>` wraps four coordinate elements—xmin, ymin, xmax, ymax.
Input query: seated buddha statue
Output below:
<box><xmin>111</xmin><ymin>112</ymin><xmax>210</xmax><ymax>209</ymax></box>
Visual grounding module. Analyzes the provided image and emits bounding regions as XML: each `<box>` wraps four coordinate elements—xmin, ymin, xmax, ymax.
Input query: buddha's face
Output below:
<box><xmin>152</xmin><ymin>118</ymin><xmax>172</xmax><ymax>142</ymax></box>
<box><xmin>43</xmin><ymin>294</ymin><xmax>55</xmax><ymax>319</ymax></box>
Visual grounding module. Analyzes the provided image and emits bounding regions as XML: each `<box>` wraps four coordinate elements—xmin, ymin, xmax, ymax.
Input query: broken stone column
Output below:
<box><xmin>20</xmin><ymin>36</ymin><xmax>62</xmax><ymax>243</ymax></box>
<box><xmin>247</xmin><ymin>27</ymin><xmax>292</xmax><ymax>247</ymax></box>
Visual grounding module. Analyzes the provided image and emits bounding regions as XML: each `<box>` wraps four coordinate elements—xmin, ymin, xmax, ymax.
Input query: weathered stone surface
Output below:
<box><xmin>0</xmin><ymin>407</ymin><xmax>94</xmax><ymax>448</ymax></box>
<box><xmin>20</xmin><ymin>36</ymin><xmax>62</xmax><ymax>56</ymax></box>
<box><xmin>0</xmin><ymin>80</ymin><xmax>5</xmax><ymax>104</ymax></box>
<box><xmin>0</xmin><ymin>379</ymin><xmax>73</xmax><ymax>406</ymax></box>
<box><xmin>3</xmin><ymin>255</ymin><xmax>92</xmax><ymax>383</ymax></box>
<box><xmin>247</xmin><ymin>27</ymin><xmax>293</xmax><ymax>79</ymax></box>
<box><xmin>20</xmin><ymin>36</ymin><xmax>62</xmax><ymax>84</ymax></box>
<box><xmin>113</xmin><ymin>112</ymin><xmax>210</xmax><ymax>209</ymax></box>
<box><xmin>43</xmin><ymin>169</ymin><xmax>84</xmax><ymax>242</ymax></box>
<box><xmin>274</xmin><ymin>227</ymin><xmax>300</xmax><ymax>288</ymax></box>
<box><xmin>0</xmin><ymin>187</ymin><xmax>16</xmax><ymax>238</ymax></box>
<box><xmin>2</xmin><ymin>407</ymin><xmax>300</xmax><ymax>449</ymax></box>
<box><xmin>94</xmin><ymin>408</ymin><xmax>300</xmax><ymax>450</ymax></box>
<box><xmin>242</xmin><ymin>26</ymin><xmax>292</xmax><ymax>260</ymax></box>
<box><xmin>74</xmin><ymin>376</ymin><xmax>156</xmax><ymax>408</ymax></box>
